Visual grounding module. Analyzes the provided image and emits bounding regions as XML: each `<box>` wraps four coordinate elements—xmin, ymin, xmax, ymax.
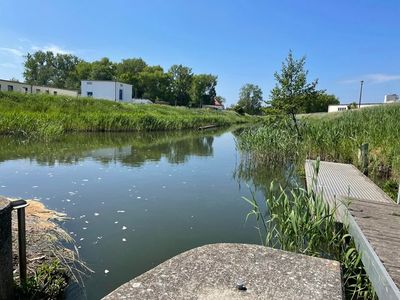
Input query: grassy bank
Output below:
<box><xmin>0</xmin><ymin>92</ymin><xmax>253</xmax><ymax>138</ymax></box>
<box><xmin>237</xmin><ymin>104</ymin><xmax>400</xmax><ymax>198</ymax></box>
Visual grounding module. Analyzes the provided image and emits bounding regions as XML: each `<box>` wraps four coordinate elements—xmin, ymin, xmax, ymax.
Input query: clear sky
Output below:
<box><xmin>0</xmin><ymin>0</ymin><xmax>399</xmax><ymax>105</ymax></box>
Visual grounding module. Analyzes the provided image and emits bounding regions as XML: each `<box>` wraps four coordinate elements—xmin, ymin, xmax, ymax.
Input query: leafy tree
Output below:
<box><xmin>75</xmin><ymin>61</ymin><xmax>92</xmax><ymax>81</ymax></box>
<box><xmin>190</xmin><ymin>74</ymin><xmax>217</xmax><ymax>107</ymax></box>
<box><xmin>139</xmin><ymin>66</ymin><xmax>171</xmax><ymax>101</ymax></box>
<box><xmin>168</xmin><ymin>64</ymin><xmax>193</xmax><ymax>106</ymax></box>
<box><xmin>237</xmin><ymin>83</ymin><xmax>263</xmax><ymax>115</ymax></box>
<box><xmin>347</xmin><ymin>102</ymin><xmax>358</xmax><ymax>110</ymax></box>
<box><xmin>269</xmin><ymin>51</ymin><xmax>319</xmax><ymax>127</ymax></box>
<box><xmin>116</xmin><ymin>58</ymin><xmax>147</xmax><ymax>97</ymax></box>
<box><xmin>304</xmin><ymin>93</ymin><xmax>340</xmax><ymax>113</ymax></box>
<box><xmin>90</xmin><ymin>58</ymin><xmax>116</xmax><ymax>81</ymax></box>
<box><xmin>24</xmin><ymin>51</ymin><xmax>81</xmax><ymax>89</ymax></box>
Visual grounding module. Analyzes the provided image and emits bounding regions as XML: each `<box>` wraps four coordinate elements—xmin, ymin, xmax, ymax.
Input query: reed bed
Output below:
<box><xmin>236</xmin><ymin>104</ymin><xmax>400</xmax><ymax>197</ymax></box>
<box><xmin>0</xmin><ymin>92</ymin><xmax>252</xmax><ymax>138</ymax></box>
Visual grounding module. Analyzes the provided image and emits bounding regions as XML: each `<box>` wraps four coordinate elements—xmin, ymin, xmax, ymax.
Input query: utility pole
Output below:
<box><xmin>358</xmin><ymin>80</ymin><xmax>364</xmax><ymax>108</ymax></box>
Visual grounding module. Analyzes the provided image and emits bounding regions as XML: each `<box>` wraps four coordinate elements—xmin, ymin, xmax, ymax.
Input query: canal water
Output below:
<box><xmin>0</xmin><ymin>128</ymin><xmax>284</xmax><ymax>299</ymax></box>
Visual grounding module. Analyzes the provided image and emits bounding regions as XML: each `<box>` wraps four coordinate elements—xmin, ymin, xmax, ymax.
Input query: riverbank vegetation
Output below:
<box><xmin>0</xmin><ymin>92</ymin><xmax>252</xmax><ymax>138</ymax></box>
<box><xmin>237</xmin><ymin>103</ymin><xmax>400</xmax><ymax>198</ymax></box>
<box><xmin>10</xmin><ymin>199</ymin><xmax>90</xmax><ymax>299</ymax></box>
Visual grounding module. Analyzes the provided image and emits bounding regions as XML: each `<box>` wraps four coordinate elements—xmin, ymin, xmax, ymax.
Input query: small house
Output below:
<box><xmin>81</xmin><ymin>80</ymin><xmax>132</xmax><ymax>102</ymax></box>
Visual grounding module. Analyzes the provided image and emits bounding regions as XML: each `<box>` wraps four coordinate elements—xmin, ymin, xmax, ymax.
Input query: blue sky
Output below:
<box><xmin>0</xmin><ymin>0</ymin><xmax>399</xmax><ymax>105</ymax></box>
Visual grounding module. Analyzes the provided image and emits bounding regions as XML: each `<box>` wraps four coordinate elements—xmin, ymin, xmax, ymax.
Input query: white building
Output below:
<box><xmin>384</xmin><ymin>94</ymin><xmax>399</xmax><ymax>103</ymax></box>
<box><xmin>328</xmin><ymin>103</ymin><xmax>383</xmax><ymax>113</ymax></box>
<box><xmin>0</xmin><ymin>79</ymin><xmax>78</xmax><ymax>97</ymax></box>
<box><xmin>81</xmin><ymin>80</ymin><xmax>132</xmax><ymax>102</ymax></box>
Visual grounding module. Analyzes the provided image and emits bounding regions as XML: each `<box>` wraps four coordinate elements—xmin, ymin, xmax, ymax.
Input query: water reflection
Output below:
<box><xmin>232</xmin><ymin>128</ymin><xmax>301</xmax><ymax>190</ymax></box>
<box><xmin>0</xmin><ymin>129</ymin><xmax>224</xmax><ymax>167</ymax></box>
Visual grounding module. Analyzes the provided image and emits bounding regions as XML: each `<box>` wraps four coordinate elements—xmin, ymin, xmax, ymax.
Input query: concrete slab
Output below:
<box><xmin>103</xmin><ymin>243</ymin><xmax>343</xmax><ymax>300</ymax></box>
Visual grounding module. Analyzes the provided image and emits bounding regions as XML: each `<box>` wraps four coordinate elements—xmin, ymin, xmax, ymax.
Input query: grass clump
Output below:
<box><xmin>242</xmin><ymin>160</ymin><xmax>376</xmax><ymax>299</ymax></box>
<box><xmin>0</xmin><ymin>92</ymin><xmax>253</xmax><ymax>138</ymax></box>
<box><xmin>15</xmin><ymin>260</ymin><xmax>68</xmax><ymax>300</ymax></box>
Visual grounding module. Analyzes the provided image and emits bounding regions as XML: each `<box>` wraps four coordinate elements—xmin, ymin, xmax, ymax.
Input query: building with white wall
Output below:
<box><xmin>384</xmin><ymin>94</ymin><xmax>399</xmax><ymax>103</ymax></box>
<box><xmin>328</xmin><ymin>94</ymin><xmax>399</xmax><ymax>113</ymax></box>
<box><xmin>81</xmin><ymin>80</ymin><xmax>132</xmax><ymax>102</ymax></box>
<box><xmin>328</xmin><ymin>103</ymin><xmax>383</xmax><ymax>113</ymax></box>
<box><xmin>0</xmin><ymin>79</ymin><xmax>78</xmax><ymax>96</ymax></box>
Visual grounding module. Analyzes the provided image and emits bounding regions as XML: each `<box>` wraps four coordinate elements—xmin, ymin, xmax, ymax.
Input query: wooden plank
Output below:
<box><xmin>344</xmin><ymin>211</ymin><xmax>400</xmax><ymax>300</ymax></box>
<box><xmin>305</xmin><ymin>160</ymin><xmax>400</xmax><ymax>299</ymax></box>
<box><xmin>305</xmin><ymin>160</ymin><xmax>393</xmax><ymax>204</ymax></box>
<box><xmin>346</xmin><ymin>198</ymin><xmax>400</xmax><ymax>291</ymax></box>
<box><xmin>198</xmin><ymin>124</ymin><xmax>217</xmax><ymax>130</ymax></box>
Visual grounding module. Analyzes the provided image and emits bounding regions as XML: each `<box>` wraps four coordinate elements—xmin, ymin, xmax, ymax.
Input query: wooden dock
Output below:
<box><xmin>305</xmin><ymin>160</ymin><xmax>400</xmax><ymax>300</ymax></box>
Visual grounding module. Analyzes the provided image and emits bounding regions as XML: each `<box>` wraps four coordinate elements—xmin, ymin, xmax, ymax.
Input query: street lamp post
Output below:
<box><xmin>358</xmin><ymin>80</ymin><xmax>364</xmax><ymax>108</ymax></box>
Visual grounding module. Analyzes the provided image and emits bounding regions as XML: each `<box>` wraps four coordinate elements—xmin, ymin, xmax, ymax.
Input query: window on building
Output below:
<box><xmin>86</xmin><ymin>82</ymin><xmax>92</xmax><ymax>85</ymax></box>
<box><xmin>53</xmin><ymin>91</ymin><xmax>57</xmax><ymax>95</ymax></box>
<box><xmin>338</xmin><ymin>107</ymin><xmax>347</xmax><ymax>112</ymax></box>
<box><xmin>45</xmin><ymin>90</ymin><xmax>49</xmax><ymax>94</ymax></box>
<box><xmin>36</xmin><ymin>89</ymin><xmax>41</xmax><ymax>93</ymax></box>
<box><xmin>87</xmin><ymin>92</ymin><xmax>93</xmax><ymax>97</ymax></box>
<box><xmin>23</xmin><ymin>87</ymin><xmax>28</xmax><ymax>93</ymax></box>
<box><xmin>7</xmin><ymin>85</ymin><xmax>13</xmax><ymax>91</ymax></box>
<box><xmin>0</xmin><ymin>84</ymin><xmax>2</xmax><ymax>91</ymax></box>
<box><xmin>119</xmin><ymin>89</ymin><xmax>123</xmax><ymax>100</ymax></box>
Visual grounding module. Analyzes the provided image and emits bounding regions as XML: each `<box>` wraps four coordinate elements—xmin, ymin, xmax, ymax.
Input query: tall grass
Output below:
<box><xmin>236</xmin><ymin>104</ymin><xmax>400</xmax><ymax>197</ymax></box>
<box><xmin>0</xmin><ymin>92</ymin><xmax>253</xmax><ymax>138</ymax></box>
<box><xmin>243</xmin><ymin>160</ymin><xmax>376</xmax><ymax>299</ymax></box>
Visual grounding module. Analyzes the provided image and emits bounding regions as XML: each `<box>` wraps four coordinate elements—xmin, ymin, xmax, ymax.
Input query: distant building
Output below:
<box><xmin>328</xmin><ymin>94</ymin><xmax>399</xmax><ymax>113</ymax></box>
<box><xmin>202</xmin><ymin>98</ymin><xmax>225</xmax><ymax>110</ymax></box>
<box><xmin>384</xmin><ymin>94</ymin><xmax>399</xmax><ymax>103</ymax></box>
<box><xmin>0</xmin><ymin>79</ymin><xmax>78</xmax><ymax>97</ymax></box>
<box><xmin>81</xmin><ymin>80</ymin><xmax>132</xmax><ymax>102</ymax></box>
<box><xmin>328</xmin><ymin>103</ymin><xmax>382</xmax><ymax>112</ymax></box>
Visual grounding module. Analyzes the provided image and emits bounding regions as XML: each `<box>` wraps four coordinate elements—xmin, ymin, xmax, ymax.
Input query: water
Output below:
<box><xmin>0</xmin><ymin>128</ymin><xmax>270</xmax><ymax>299</ymax></box>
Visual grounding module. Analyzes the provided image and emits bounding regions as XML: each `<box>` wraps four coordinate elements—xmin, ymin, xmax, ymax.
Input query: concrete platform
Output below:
<box><xmin>103</xmin><ymin>243</ymin><xmax>343</xmax><ymax>300</ymax></box>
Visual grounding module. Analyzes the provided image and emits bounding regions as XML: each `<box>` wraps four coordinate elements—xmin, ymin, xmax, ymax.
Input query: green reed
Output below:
<box><xmin>243</xmin><ymin>160</ymin><xmax>376</xmax><ymax>299</ymax></box>
<box><xmin>0</xmin><ymin>92</ymin><xmax>253</xmax><ymax>138</ymax></box>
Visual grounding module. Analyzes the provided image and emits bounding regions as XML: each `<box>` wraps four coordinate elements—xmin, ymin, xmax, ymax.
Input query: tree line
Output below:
<box><xmin>235</xmin><ymin>51</ymin><xmax>339</xmax><ymax>115</ymax></box>
<box><xmin>23</xmin><ymin>50</ymin><xmax>339</xmax><ymax>113</ymax></box>
<box><xmin>23</xmin><ymin>51</ymin><xmax>222</xmax><ymax>107</ymax></box>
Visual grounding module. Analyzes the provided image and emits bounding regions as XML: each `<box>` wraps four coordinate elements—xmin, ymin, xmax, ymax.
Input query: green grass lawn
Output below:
<box><xmin>0</xmin><ymin>92</ymin><xmax>252</xmax><ymax>138</ymax></box>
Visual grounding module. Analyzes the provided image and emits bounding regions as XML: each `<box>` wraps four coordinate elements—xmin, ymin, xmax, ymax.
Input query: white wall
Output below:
<box><xmin>0</xmin><ymin>79</ymin><xmax>78</xmax><ymax>96</ymax></box>
<box><xmin>0</xmin><ymin>80</ymin><xmax>30</xmax><ymax>93</ymax></box>
<box><xmin>81</xmin><ymin>80</ymin><xmax>132</xmax><ymax>102</ymax></box>
<box><xmin>328</xmin><ymin>103</ymin><xmax>383</xmax><ymax>113</ymax></box>
<box><xmin>32</xmin><ymin>85</ymin><xmax>78</xmax><ymax>97</ymax></box>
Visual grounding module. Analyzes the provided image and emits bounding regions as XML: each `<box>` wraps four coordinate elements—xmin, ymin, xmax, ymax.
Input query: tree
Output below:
<box><xmin>90</xmin><ymin>58</ymin><xmax>116</xmax><ymax>80</ymax></box>
<box><xmin>237</xmin><ymin>83</ymin><xmax>263</xmax><ymax>114</ymax></box>
<box><xmin>23</xmin><ymin>51</ymin><xmax>81</xmax><ymax>88</ymax></box>
<box><xmin>304</xmin><ymin>93</ymin><xmax>340</xmax><ymax>113</ymax></box>
<box><xmin>269</xmin><ymin>51</ymin><xmax>319</xmax><ymax>125</ymax></box>
<box><xmin>168</xmin><ymin>64</ymin><xmax>193</xmax><ymax>106</ymax></box>
<box><xmin>139</xmin><ymin>66</ymin><xmax>171</xmax><ymax>101</ymax></box>
<box><xmin>116</xmin><ymin>58</ymin><xmax>147</xmax><ymax>97</ymax></box>
<box><xmin>190</xmin><ymin>74</ymin><xmax>217</xmax><ymax>107</ymax></box>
